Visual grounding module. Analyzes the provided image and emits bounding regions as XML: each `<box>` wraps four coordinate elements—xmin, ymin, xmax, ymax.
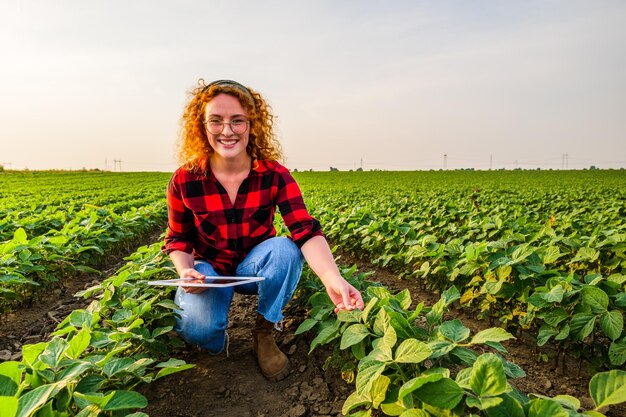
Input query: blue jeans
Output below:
<box><xmin>174</xmin><ymin>237</ymin><xmax>304</xmax><ymax>354</ymax></box>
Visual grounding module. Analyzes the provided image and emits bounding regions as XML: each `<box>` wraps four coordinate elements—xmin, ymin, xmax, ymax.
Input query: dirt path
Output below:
<box><xmin>2</xmin><ymin>239</ymin><xmax>624</xmax><ymax>417</ymax></box>
<box><xmin>140</xmin><ymin>294</ymin><xmax>350</xmax><ymax>417</ymax></box>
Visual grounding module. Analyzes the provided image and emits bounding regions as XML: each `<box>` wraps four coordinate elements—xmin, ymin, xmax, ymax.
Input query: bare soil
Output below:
<box><xmin>1</xmin><ymin>242</ymin><xmax>624</xmax><ymax>417</ymax></box>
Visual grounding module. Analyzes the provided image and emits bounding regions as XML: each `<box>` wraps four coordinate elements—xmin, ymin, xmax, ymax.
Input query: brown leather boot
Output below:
<box><xmin>251</xmin><ymin>314</ymin><xmax>289</xmax><ymax>381</ymax></box>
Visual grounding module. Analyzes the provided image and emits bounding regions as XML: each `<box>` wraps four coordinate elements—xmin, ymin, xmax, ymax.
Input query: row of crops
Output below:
<box><xmin>1</xmin><ymin>169</ymin><xmax>625</xmax><ymax>416</ymax></box>
<box><xmin>0</xmin><ymin>172</ymin><xmax>171</xmax><ymax>313</ymax></box>
<box><xmin>295</xmin><ymin>170</ymin><xmax>626</xmax><ymax>369</ymax></box>
<box><xmin>295</xmin><ymin>267</ymin><xmax>626</xmax><ymax>416</ymax></box>
<box><xmin>0</xmin><ymin>242</ymin><xmax>192</xmax><ymax>417</ymax></box>
<box><xmin>2</xmin><ymin>237</ymin><xmax>624</xmax><ymax>417</ymax></box>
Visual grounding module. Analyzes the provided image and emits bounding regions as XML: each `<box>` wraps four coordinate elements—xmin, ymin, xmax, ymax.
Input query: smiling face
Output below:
<box><xmin>204</xmin><ymin>93</ymin><xmax>251</xmax><ymax>165</ymax></box>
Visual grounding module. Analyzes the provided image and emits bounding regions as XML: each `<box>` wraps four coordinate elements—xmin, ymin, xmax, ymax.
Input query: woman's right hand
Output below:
<box><xmin>180</xmin><ymin>267</ymin><xmax>207</xmax><ymax>294</ymax></box>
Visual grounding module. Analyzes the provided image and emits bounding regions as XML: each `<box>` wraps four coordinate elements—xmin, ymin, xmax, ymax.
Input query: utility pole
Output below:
<box><xmin>360</xmin><ymin>158</ymin><xmax>363</xmax><ymax>170</ymax></box>
<box><xmin>443</xmin><ymin>154</ymin><xmax>447</xmax><ymax>170</ymax></box>
<box><xmin>105</xmin><ymin>159</ymin><xmax>108</xmax><ymax>171</ymax></box>
<box><xmin>565</xmin><ymin>153</ymin><xmax>569</xmax><ymax>170</ymax></box>
<box><xmin>489</xmin><ymin>154</ymin><xmax>493</xmax><ymax>170</ymax></box>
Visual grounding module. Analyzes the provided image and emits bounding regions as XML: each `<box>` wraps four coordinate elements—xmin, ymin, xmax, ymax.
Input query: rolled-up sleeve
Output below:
<box><xmin>276</xmin><ymin>169</ymin><xmax>324</xmax><ymax>248</ymax></box>
<box><xmin>162</xmin><ymin>174</ymin><xmax>196</xmax><ymax>254</ymax></box>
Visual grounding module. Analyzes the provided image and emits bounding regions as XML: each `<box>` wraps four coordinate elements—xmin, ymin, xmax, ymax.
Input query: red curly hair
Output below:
<box><xmin>176</xmin><ymin>79</ymin><xmax>283</xmax><ymax>172</ymax></box>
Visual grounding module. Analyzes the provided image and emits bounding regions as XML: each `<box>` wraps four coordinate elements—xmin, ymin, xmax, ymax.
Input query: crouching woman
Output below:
<box><xmin>162</xmin><ymin>79</ymin><xmax>364</xmax><ymax>381</ymax></box>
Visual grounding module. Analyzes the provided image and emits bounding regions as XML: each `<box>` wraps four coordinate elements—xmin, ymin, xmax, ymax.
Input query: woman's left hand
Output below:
<box><xmin>325</xmin><ymin>276</ymin><xmax>365</xmax><ymax>314</ymax></box>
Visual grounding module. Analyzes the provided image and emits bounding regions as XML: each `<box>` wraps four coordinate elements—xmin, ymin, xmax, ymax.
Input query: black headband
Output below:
<box><xmin>203</xmin><ymin>79</ymin><xmax>256</xmax><ymax>108</ymax></box>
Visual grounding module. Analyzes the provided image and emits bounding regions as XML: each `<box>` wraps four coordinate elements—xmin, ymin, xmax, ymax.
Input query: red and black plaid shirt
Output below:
<box><xmin>162</xmin><ymin>160</ymin><xmax>323</xmax><ymax>275</ymax></box>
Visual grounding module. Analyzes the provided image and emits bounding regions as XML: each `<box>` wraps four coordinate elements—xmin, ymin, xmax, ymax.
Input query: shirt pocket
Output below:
<box><xmin>249</xmin><ymin>204</ymin><xmax>274</xmax><ymax>238</ymax></box>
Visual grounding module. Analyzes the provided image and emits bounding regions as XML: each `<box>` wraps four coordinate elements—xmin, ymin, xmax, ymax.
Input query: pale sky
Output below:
<box><xmin>1</xmin><ymin>0</ymin><xmax>625</xmax><ymax>171</ymax></box>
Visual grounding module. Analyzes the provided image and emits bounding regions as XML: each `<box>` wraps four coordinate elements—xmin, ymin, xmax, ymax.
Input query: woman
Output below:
<box><xmin>163</xmin><ymin>79</ymin><xmax>364</xmax><ymax>381</ymax></box>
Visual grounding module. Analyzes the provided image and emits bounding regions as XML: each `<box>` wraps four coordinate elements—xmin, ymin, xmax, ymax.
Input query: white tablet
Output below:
<box><xmin>146</xmin><ymin>276</ymin><xmax>265</xmax><ymax>288</ymax></box>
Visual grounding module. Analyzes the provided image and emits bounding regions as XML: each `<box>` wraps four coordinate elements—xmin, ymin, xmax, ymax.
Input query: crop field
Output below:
<box><xmin>1</xmin><ymin>170</ymin><xmax>625</xmax><ymax>417</ymax></box>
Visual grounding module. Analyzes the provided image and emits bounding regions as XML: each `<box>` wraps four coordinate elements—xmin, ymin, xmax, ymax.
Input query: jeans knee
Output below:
<box><xmin>177</xmin><ymin>315</ymin><xmax>227</xmax><ymax>354</ymax></box>
<box><xmin>272</xmin><ymin>237</ymin><xmax>303</xmax><ymax>265</ymax></box>
<box><xmin>194</xmin><ymin>260</ymin><xmax>217</xmax><ymax>276</ymax></box>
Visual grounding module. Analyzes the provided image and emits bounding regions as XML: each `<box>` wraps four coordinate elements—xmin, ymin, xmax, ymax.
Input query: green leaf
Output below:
<box><xmin>484</xmin><ymin>393</ymin><xmax>525</xmax><ymax>417</ymax></box>
<box><xmin>469</xmin><ymin>354</ymin><xmax>508</xmax><ymax>397</ymax></box>
<box><xmin>68</xmin><ymin>310</ymin><xmax>94</xmax><ymax>328</ymax></box>
<box><xmin>589</xmin><ymin>370</ymin><xmax>626</xmax><ymax>409</ymax></box>
<box><xmin>16</xmin><ymin>382</ymin><xmax>65</xmax><ymax>417</ymax></box>
<box><xmin>373</xmin><ymin>308</ymin><xmax>391</xmax><ymax>336</ymax></box>
<box><xmin>338</xmin><ymin>309</ymin><xmax>362</xmax><ymax>323</ymax></box>
<box><xmin>75</xmin><ymin>404</ymin><xmax>101</xmax><ymax>417</ymax></box>
<box><xmin>439</xmin><ymin>319</ymin><xmax>471</xmax><ymax>343</ymax></box>
<box><xmin>0</xmin><ymin>396</ymin><xmax>18</xmax><ymax>417</ymax></box>
<box><xmin>449</xmin><ymin>347</ymin><xmax>479</xmax><ymax>366</ymax></box>
<box><xmin>399</xmin><ymin>410</ymin><xmax>430</xmax><ymax>417</ymax></box>
<box><xmin>111</xmin><ymin>309</ymin><xmax>133</xmax><ymax>323</ymax></box>
<box><xmin>155</xmin><ymin>364</ymin><xmax>195</xmax><ymax>380</ymax></box>
<box><xmin>294</xmin><ymin>318</ymin><xmax>317</xmax><ymax>335</ymax></box>
<box><xmin>394</xmin><ymin>289</ymin><xmax>412</xmax><ymax>310</ymax></box>
<box><xmin>104</xmin><ymin>358</ymin><xmax>135</xmax><ymax>377</ymax></box>
<box><xmin>569</xmin><ymin>313</ymin><xmax>597</xmax><ymax>341</ymax></box>
<box><xmin>40</xmin><ymin>338</ymin><xmax>70</xmax><ymax>368</ymax></box>
<box><xmin>470</xmin><ymin>328</ymin><xmax>515</xmax><ymax>345</ymax></box>
<box><xmin>609</xmin><ymin>340</ymin><xmax>626</xmax><ymax>366</ymax></box>
<box><xmin>466</xmin><ymin>395</ymin><xmax>503</xmax><ymax>410</ymax></box>
<box><xmin>13</xmin><ymin>228</ymin><xmax>27</xmax><ymax>244</ymax></box>
<box><xmin>552</xmin><ymin>395</ymin><xmax>580</xmax><ymax>410</ymax></box>
<box><xmin>542</xmin><ymin>308</ymin><xmax>569</xmax><ymax>327</ymax></box>
<box><xmin>599</xmin><ymin>311</ymin><xmax>623</xmax><ymax>341</ymax></box>
<box><xmin>73</xmin><ymin>391</ymin><xmax>115</xmax><ymax>409</ymax></box>
<box><xmin>413</xmin><ymin>378</ymin><xmax>464</xmax><ymax>410</ymax></box>
<box><xmin>361</xmin><ymin>297</ymin><xmax>379</xmax><ymax>323</ymax></box>
<box><xmin>581</xmin><ymin>286</ymin><xmax>609</xmax><ymax>314</ymax></box>
<box><xmin>341</xmin><ymin>324</ymin><xmax>371</xmax><ymax>350</ymax></box>
<box><xmin>371</xmin><ymin>375</ymin><xmax>391</xmax><ymax>409</ymax></box>
<box><xmin>22</xmin><ymin>342</ymin><xmax>47</xmax><ymax>367</ymax></box>
<box><xmin>309</xmin><ymin>320</ymin><xmax>340</xmax><ymax>352</ymax></box>
<box><xmin>0</xmin><ymin>361</ymin><xmax>22</xmax><ymax>385</ymax></box>
<box><xmin>399</xmin><ymin>373</ymin><xmax>444</xmax><ymax>399</ymax></box>
<box><xmin>342</xmin><ymin>391</ymin><xmax>372</xmax><ymax>414</ymax></box>
<box><xmin>542</xmin><ymin>285</ymin><xmax>565</xmax><ymax>303</ymax></box>
<box><xmin>537</xmin><ymin>325</ymin><xmax>558</xmax><ymax>347</ymax></box>
<box><xmin>102</xmin><ymin>390</ymin><xmax>148</xmax><ymax>411</ymax></box>
<box><xmin>66</xmin><ymin>328</ymin><xmax>91</xmax><ymax>359</ymax></box>
<box><xmin>75</xmin><ymin>375</ymin><xmax>105</xmax><ymax>394</ymax></box>
<box><xmin>427</xmin><ymin>340</ymin><xmax>455</xmax><ymax>359</ymax></box>
<box><xmin>57</xmin><ymin>361</ymin><xmax>93</xmax><ymax>381</ymax></box>
<box><xmin>0</xmin><ymin>375</ymin><xmax>19</xmax><ymax>396</ymax></box>
<box><xmin>386</xmin><ymin>308</ymin><xmax>421</xmax><ymax>340</ymax></box>
<box><xmin>356</xmin><ymin>360</ymin><xmax>386</xmax><ymax>396</ymax></box>
<box><xmin>527</xmin><ymin>398</ymin><xmax>568</xmax><ymax>417</ymax></box>
<box><xmin>394</xmin><ymin>339</ymin><xmax>432</xmax><ymax>364</ymax></box>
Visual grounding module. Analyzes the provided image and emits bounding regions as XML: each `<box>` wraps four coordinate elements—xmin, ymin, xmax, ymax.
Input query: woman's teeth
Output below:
<box><xmin>218</xmin><ymin>140</ymin><xmax>238</xmax><ymax>146</ymax></box>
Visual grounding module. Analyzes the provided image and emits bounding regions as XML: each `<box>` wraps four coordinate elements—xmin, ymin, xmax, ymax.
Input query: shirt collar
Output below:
<box><xmin>201</xmin><ymin>159</ymin><xmax>271</xmax><ymax>181</ymax></box>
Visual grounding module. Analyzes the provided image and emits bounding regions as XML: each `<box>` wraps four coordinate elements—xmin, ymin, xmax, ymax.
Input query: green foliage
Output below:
<box><xmin>297</xmin><ymin>271</ymin><xmax>626</xmax><ymax>416</ymax></box>
<box><xmin>294</xmin><ymin>170</ymin><xmax>626</xmax><ymax>367</ymax></box>
<box><xmin>0</xmin><ymin>242</ymin><xmax>193</xmax><ymax>417</ymax></box>
<box><xmin>0</xmin><ymin>172</ymin><xmax>170</xmax><ymax>313</ymax></box>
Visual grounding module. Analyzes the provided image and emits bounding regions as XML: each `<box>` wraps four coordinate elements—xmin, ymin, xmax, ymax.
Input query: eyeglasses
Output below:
<box><xmin>203</xmin><ymin>119</ymin><xmax>249</xmax><ymax>135</ymax></box>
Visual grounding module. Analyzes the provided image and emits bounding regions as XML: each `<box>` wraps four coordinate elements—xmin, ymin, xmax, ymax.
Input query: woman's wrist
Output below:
<box><xmin>318</xmin><ymin>271</ymin><xmax>345</xmax><ymax>287</ymax></box>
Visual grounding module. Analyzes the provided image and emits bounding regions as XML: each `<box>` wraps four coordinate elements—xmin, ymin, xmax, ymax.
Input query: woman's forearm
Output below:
<box><xmin>300</xmin><ymin>235</ymin><xmax>342</xmax><ymax>284</ymax></box>
<box><xmin>169</xmin><ymin>250</ymin><xmax>197</xmax><ymax>277</ymax></box>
